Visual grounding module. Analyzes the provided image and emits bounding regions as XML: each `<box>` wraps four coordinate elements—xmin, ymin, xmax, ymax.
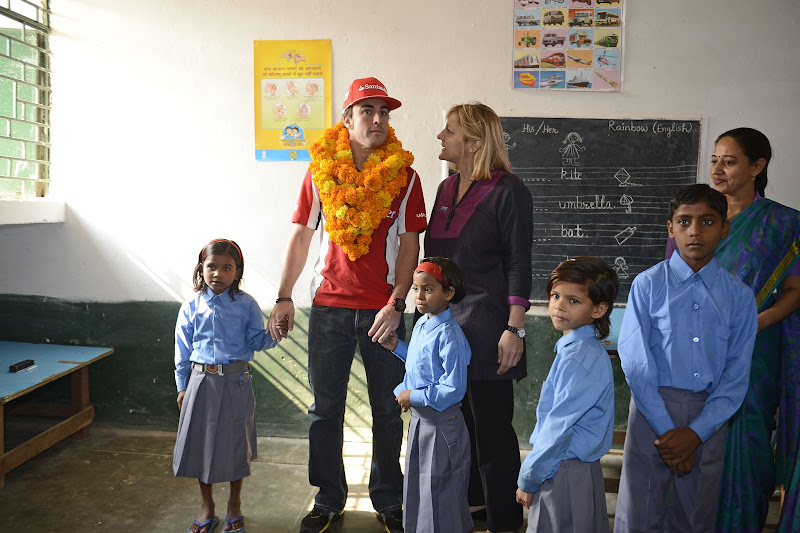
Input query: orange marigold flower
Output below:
<box><xmin>310</xmin><ymin>122</ymin><xmax>413</xmax><ymax>261</ymax></box>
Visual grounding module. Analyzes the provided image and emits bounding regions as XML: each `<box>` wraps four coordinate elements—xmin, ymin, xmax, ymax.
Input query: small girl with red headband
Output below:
<box><xmin>380</xmin><ymin>256</ymin><xmax>473</xmax><ymax>533</ymax></box>
<box><xmin>173</xmin><ymin>239</ymin><xmax>287</xmax><ymax>533</ymax></box>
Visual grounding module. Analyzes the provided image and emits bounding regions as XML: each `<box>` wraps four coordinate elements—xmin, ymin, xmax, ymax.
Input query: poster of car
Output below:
<box><xmin>512</xmin><ymin>0</ymin><xmax>623</xmax><ymax>91</ymax></box>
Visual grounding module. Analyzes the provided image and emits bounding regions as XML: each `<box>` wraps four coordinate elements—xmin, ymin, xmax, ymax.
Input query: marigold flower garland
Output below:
<box><xmin>309</xmin><ymin>122</ymin><xmax>414</xmax><ymax>261</ymax></box>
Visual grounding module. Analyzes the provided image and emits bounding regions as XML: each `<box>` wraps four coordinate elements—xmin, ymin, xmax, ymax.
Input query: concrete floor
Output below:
<box><xmin>0</xmin><ymin>424</ymin><xmax>782</xmax><ymax>532</ymax></box>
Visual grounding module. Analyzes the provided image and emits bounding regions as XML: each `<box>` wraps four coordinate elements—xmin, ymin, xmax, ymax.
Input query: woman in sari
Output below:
<box><xmin>666</xmin><ymin>127</ymin><xmax>800</xmax><ymax>532</ymax></box>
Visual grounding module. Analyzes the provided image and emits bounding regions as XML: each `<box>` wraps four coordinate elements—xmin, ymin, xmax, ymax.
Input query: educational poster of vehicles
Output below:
<box><xmin>254</xmin><ymin>39</ymin><xmax>332</xmax><ymax>161</ymax></box>
<box><xmin>512</xmin><ymin>0</ymin><xmax>623</xmax><ymax>91</ymax></box>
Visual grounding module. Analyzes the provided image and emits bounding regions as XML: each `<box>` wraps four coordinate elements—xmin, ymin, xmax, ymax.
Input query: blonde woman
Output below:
<box><xmin>425</xmin><ymin>103</ymin><xmax>533</xmax><ymax>533</ymax></box>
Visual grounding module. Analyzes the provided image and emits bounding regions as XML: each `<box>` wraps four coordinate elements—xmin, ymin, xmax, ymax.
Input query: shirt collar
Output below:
<box><xmin>420</xmin><ymin>307</ymin><xmax>453</xmax><ymax>330</ymax></box>
<box><xmin>554</xmin><ymin>324</ymin><xmax>597</xmax><ymax>353</ymax></box>
<box><xmin>668</xmin><ymin>251</ymin><xmax>719</xmax><ymax>287</ymax></box>
<box><xmin>201</xmin><ymin>286</ymin><xmax>228</xmax><ymax>303</ymax></box>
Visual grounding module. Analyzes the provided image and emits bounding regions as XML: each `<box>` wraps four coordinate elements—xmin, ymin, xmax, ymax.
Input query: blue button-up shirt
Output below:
<box><xmin>392</xmin><ymin>308</ymin><xmax>471</xmax><ymax>412</ymax></box>
<box><xmin>517</xmin><ymin>325</ymin><xmax>614</xmax><ymax>494</ymax></box>
<box><xmin>174</xmin><ymin>288</ymin><xmax>277</xmax><ymax>391</ymax></box>
<box><xmin>618</xmin><ymin>253</ymin><xmax>757</xmax><ymax>442</ymax></box>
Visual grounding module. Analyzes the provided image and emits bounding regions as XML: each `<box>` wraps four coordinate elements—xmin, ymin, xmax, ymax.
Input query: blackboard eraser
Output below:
<box><xmin>9</xmin><ymin>359</ymin><xmax>34</xmax><ymax>373</ymax></box>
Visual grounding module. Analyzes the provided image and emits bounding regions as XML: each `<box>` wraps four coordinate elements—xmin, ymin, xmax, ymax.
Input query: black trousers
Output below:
<box><xmin>463</xmin><ymin>379</ymin><xmax>523</xmax><ymax>532</ymax></box>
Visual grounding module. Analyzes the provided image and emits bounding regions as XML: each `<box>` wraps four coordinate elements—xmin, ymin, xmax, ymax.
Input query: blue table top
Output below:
<box><xmin>0</xmin><ymin>341</ymin><xmax>114</xmax><ymax>403</ymax></box>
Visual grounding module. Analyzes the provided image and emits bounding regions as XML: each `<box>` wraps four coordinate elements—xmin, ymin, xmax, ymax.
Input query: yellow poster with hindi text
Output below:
<box><xmin>254</xmin><ymin>39</ymin><xmax>332</xmax><ymax>161</ymax></box>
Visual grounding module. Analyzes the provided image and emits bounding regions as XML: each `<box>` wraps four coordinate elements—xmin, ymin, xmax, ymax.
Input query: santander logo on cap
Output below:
<box><xmin>342</xmin><ymin>76</ymin><xmax>402</xmax><ymax>111</ymax></box>
<box><xmin>359</xmin><ymin>83</ymin><xmax>388</xmax><ymax>94</ymax></box>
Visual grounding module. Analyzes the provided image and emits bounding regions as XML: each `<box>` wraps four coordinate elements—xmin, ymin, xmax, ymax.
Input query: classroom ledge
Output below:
<box><xmin>0</xmin><ymin>198</ymin><xmax>65</xmax><ymax>225</ymax></box>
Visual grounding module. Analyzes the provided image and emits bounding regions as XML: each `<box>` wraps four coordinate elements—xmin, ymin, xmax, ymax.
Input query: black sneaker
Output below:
<box><xmin>300</xmin><ymin>507</ymin><xmax>343</xmax><ymax>533</ymax></box>
<box><xmin>377</xmin><ymin>508</ymin><xmax>404</xmax><ymax>533</ymax></box>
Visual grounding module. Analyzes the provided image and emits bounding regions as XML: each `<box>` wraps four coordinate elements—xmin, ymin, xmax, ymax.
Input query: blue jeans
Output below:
<box><xmin>307</xmin><ymin>305</ymin><xmax>406</xmax><ymax>514</ymax></box>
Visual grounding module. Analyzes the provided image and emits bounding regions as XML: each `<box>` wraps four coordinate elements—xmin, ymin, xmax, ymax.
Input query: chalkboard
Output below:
<box><xmin>500</xmin><ymin>117</ymin><xmax>701</xmax><ymax>301</ymax></box>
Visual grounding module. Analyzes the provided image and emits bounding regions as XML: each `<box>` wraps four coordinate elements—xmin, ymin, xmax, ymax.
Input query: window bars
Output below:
<box><xmin>0</xmin><ymin>0</ymin><xmax>50</xmax><ymax>199</ymax></box>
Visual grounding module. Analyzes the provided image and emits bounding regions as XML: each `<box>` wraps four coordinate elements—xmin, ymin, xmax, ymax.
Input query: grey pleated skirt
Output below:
<box><xmin>526</xmin><ymin>459</ymin><xmax>609</xmax><ymax>533</ymax></box>
<box><xmin>173</xmin><ymin>365</ymin><xmax>257</xmax><ymax>484</ymax></box>
<box><xmin>403</xmin><ymin>403</ymin><xmax>473</xmax><ymax>533</ymax></box>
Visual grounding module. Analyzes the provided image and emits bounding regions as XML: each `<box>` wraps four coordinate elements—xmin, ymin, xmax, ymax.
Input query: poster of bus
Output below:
<box><xmin>512</xmin><ymin>0</ymin><xmax>623</xmax><ymax>91</ymax></box>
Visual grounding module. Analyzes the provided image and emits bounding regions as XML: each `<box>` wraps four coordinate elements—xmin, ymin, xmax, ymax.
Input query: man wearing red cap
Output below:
<box><xmin>268</xmin><ymin>77</ymin><xmax>426</xmax><ymax>533</ymax></box>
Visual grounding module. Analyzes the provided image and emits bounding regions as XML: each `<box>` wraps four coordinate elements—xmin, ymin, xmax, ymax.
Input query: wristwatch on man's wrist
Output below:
<box><xmin>505</xmin><ymin>325</ymin><xmax>526</xmax><ymax>339</ymax></box>
<box><xmin>388</xmin><ymin>297</ymin><xmax>406</xmax><ymax>313</ymax></box>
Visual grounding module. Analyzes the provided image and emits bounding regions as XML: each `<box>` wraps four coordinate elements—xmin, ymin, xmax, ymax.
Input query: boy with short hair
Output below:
<box><xmin>614</xmin><ymin>184</ymin><xmax>758</xmax><ymax>533</ymax></box>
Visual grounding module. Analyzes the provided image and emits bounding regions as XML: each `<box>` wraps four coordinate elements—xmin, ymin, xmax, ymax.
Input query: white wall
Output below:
<box><xmin>0</xmin><ymin>0</ymin><xmax>798</xmax><ymax>303</ymax></box>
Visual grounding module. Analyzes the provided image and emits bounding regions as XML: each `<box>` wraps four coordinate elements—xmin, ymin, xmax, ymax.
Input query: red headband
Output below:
<box><xmin>200</xmin><ymin>239</ymin><xmax>243</xmax><ymax>264</ymax></box>
<box><xmin>415</xmin><ymin>261</ymin><xmax>449</xmax><ymax>287</ymax></box>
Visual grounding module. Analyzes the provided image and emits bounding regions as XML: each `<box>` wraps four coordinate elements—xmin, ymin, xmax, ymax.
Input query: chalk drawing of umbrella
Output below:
<box><xmin>620</xmin><ymin>194</ymin><xmax>633</xmax><ymax>213</ymax></box>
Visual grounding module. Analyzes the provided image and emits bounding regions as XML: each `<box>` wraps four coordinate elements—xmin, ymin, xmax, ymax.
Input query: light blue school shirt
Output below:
<box><xmin>618</xmin><ymin>252</ymin><xmax>757</xmax><ymax>442</ymax></box>
<box><xmin>392</xmin><ymin>308</ymin><xmax>471</xmax><ymax>412</ymax></box>
<box><xmin>174</xmin><ymin>287</ymin><xmax>277</xmax><ymax>392</ymax></box>
<box><xmin>517</xmin><ymin>325</ymin><xmax>614</xmax><ymax>494</ymax></box>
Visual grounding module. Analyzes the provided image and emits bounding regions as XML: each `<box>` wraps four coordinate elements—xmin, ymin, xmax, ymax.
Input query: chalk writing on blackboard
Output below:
<box><xmin>501</xmin><ymin>117</ymin><xmax>701</xmax><ymax>301</ymax></box>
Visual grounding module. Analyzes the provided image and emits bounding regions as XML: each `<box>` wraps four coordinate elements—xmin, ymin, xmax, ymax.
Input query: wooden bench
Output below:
<box><xmin>0</xmin><ymin>341</ymin><xmax>114</xmax><ymax>488</ymax></box>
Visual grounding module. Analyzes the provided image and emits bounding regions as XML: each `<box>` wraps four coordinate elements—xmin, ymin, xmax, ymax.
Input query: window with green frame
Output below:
<box><xmin>0</xmin><ymin>1</ymin><xmax>50</xmax><ymax>199</ymax></box>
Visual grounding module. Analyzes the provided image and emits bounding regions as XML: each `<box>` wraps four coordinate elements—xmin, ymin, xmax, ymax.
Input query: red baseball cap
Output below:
<box><xmin>342</xmin><ymin>77</ymin><xmax>402</xmax><ymax>112</ymax></box>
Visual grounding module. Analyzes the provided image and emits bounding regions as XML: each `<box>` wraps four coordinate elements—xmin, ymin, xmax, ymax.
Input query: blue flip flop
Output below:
<box><xmin>187</xmin><ymin>516</ymin><xmax>219</xmax><ymax>533</ymax></box>
<box><xmin>224</xmin><ymin>514</ymin><xmax>245</xmax><ymax>533</ymax></box>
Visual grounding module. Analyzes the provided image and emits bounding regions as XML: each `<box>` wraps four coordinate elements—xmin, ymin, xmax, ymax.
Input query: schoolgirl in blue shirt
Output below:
<box><xmin>516</xmin><ymin>256</ymin><xmax>619</xmax><ymax>533</ymax></box>
<box><xmin>380</xmin><ymin>257</ymin><xmax>472</xmax><ymax>533</ymax></box>
<box><xmin>174</xmin><ymin>239</ymin><xmax>286</xmax><ymax>533</ymax></box>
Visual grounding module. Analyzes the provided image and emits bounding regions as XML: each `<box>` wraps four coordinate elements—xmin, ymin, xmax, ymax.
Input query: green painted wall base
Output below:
<box><xmin>0</xmin><ymin>295</ymin><xmax>630</xmax><ymax>443</ymax></box>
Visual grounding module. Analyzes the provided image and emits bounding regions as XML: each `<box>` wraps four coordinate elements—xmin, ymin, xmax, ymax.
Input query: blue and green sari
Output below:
<box><xmin>713</xmin><ymin>197</ymin><xmax>800</xmax><ymax>533</ymax></box>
